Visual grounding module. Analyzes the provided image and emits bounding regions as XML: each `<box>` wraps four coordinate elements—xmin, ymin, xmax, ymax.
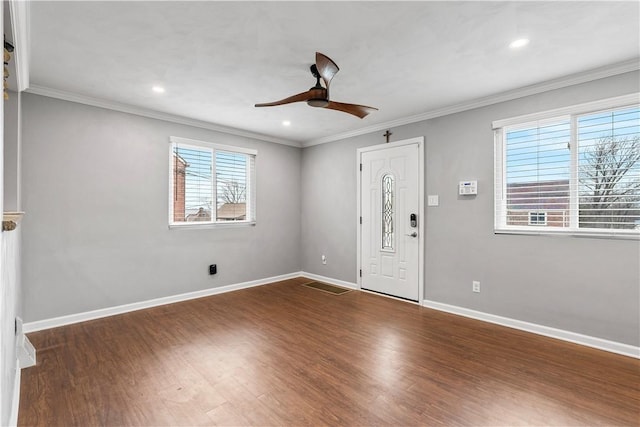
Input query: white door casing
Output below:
<box><xmin>357</xmin><ymin>137</ymin><xmax>424</xmax><ymax>302</ymax></box>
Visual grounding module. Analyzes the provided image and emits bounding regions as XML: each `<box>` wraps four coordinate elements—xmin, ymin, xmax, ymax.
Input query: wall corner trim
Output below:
<box><xmin>8</xmin><ymin>333</ymin><xmax>34</xmax><ymax>427</ymax></box>
<box><xmin>8</xmin><ymin>0</ymin><xmax>30</xmax><ymax>92</ymax></box>
<box><xmin>422</xmin><ymin>299</ymin><xmax>640</xmax><ymax>359</ymax></box>
<box><xmin>9</xmin><ymin>362</ymin><xmax>21</xmax><ymax>427</ymax></box>
<box><xmin>23</xmin><ymin>272</ymin><xmax>303</xmax><ymax>333</ymax></box>
<box><xmin>17</xmin><ymin>335</ymin><xmax>36</xmax><ymax>369</ymax></box>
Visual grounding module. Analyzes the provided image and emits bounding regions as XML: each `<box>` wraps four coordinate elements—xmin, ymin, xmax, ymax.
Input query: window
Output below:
<box><xmin>528</xmin><ymin>212</ymin><xmax>547</xmax><ymax>226</ymax></box>
<box><xmin>494</xmin><ymin>94</ymin><xmax>639</xmax><ymax>237</ymax></box>
<box><xmin>169</xmin><ymin>136</ymin><xmax>256</xmax><ymax>227</ymax></box>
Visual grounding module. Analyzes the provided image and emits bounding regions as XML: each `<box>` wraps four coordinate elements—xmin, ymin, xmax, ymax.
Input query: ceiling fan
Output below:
<box><xmin>255</xmin><ymin>52</ymin><xmax>378</xmax><ymax>119</ymax></box>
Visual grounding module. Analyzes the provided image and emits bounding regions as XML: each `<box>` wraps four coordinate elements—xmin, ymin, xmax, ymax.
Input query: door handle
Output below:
<box><xmin>406</xmin><ymin>232</ymin><xmax>417</xmax><ymax>238</ymax></box>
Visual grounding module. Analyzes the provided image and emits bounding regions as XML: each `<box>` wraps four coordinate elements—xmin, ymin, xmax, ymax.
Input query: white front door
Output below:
<box><xmin>359</xmin><ymin>138</ymin><xmax>423</xmax><ymax>301</ymax></box>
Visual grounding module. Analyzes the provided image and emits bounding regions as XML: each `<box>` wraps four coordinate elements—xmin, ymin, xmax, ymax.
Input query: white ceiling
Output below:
<box><xmin>27</xmin><ymin>1</ymin><xmax>640</xmax><ymax>146</ymax></box>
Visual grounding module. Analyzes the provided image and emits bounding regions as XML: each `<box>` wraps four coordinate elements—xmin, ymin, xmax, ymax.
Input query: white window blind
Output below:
<box><xmin>503</xmin><ymin>119</ymin><xmax>571</xmax><ymax>228</ymax></box>
<box><xmin>494</xmin><ymin>97</ymin><xmax>640</xmax><ymax>237</ymax></box>
<box><xmin>577</xmin><ymin>106</ymin><xmax>640</xmax><ymax>230</ymax></box>
<box><xmin>169</xmin><ymin>137</ymin><xmax>256</xmax><ymax>226</ymax></box>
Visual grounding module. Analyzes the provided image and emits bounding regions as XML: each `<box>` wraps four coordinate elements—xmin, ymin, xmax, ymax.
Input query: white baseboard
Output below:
<box><xmin>300</xmin><ymin>273</ymin><xmax>639</xmax><ymax>359</ymax></box>
<box><xmin>9</xmin><ymin>361</ymin><xmax>20</xmax><ymax>427</ymax></box>
<box><xmin>24</xmin><ymin>272</ymin><xmax>302</xmax><ymax>333</ymax></box>
<box><xmin>423</xmin><ymin>299</ymin><xmax>640</xmax><ymax>359</ymax></box>
<box><xmin>17</xmin><ymin>335</ymin><xmax>36</xmax><ymax>369</ymax></box>
<box><xmin>20</xmin><ymin>271</ymin><xmax>638</xmax><ymax>359</ymax></box>
<box><xmin>300</xmin><ymin>272</ymin><xmax>358</xmax><ymax>290</ymax></box>
<box><xmin>14</xmin><ymin>317</ymin><xmax>36</xmax><ymax>368</ymax></box>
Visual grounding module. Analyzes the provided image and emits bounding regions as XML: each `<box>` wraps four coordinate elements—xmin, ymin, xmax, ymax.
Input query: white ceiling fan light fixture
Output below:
<box><xmin>509</xmin><ymin>38</ymin><xmax>530</xmax><ymax>49</ymax></box>
<box><xmin>152</xmin><ymin>85</ymin><xmax>166</xmax><ymax>94</ymax></box>
<box><xmin>282</xmin><ymin>120</ymin><xmax>291</xmax><ymax>126</ymax></box>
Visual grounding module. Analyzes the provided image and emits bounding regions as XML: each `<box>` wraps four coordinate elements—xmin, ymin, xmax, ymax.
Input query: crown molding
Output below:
<box><xmin>25</xmin><ymin>85</ymin><xmax>302</xmax><ymax>148</ymax></box>
<box><xmin>491</xmin><ymin>92</ymin><xmax>640</xmax><ymax>130</ymax></box>
<box><xmin>302</xmin><ymin>58</ymin><xmax>640</xmax><ymax>147</ymax></box>
<box><xmin>25</xmin><ymin>58</ymin><xmax>639</xmax><ymax>149</ymax></box>
<box><xmin>8</xmin><ymin>0</ymin><xmax>30</xmax><ymax>91</ymax></box>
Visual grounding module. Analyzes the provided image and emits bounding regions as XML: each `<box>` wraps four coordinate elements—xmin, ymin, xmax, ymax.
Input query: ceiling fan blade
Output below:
<box><xmin>315</xmin><ymin>52</ymin><xmax>339</xmax><ymax>89</ymax></box>
<box><xmin>255</xmin><ymin>90</ymin><xmax>315</xmax><ymax>107</ymax></box>
<box><xmin>324</xmin><ymin>101</ymin><xmax>378</xmax><ymax>119</ymax></box>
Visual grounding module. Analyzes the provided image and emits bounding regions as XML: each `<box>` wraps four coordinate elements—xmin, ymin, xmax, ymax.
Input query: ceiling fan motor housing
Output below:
<box><xmin>305</xmin><ymin>86</ymin><xmax>329</xmax><ymax>107</ymax></box>
<box><xmin>307</xmin><ymin>98</ymin><xmax>329</xmax><ymax>108</ymax></box>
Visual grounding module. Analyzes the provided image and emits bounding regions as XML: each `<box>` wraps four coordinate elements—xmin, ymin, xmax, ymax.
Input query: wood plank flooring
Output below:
<box><xmin>19</xmin><ymin>277</ymin><xmax>640</xmax><ymax>426</ymax></box>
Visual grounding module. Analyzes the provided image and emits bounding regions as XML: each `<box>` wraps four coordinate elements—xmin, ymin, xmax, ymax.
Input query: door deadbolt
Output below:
<box><xmin>410</xmin><ymin>213</ymin><xmax>417</xmax><ymax>228</ymax></box>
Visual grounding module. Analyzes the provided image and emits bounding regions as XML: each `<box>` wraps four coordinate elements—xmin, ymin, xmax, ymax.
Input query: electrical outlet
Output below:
<box><xmin>321</xmin><ymin>254</ymin><xmax>327</xmax><ymax>265</ymax></box>
<box><xmin>472</xmin><ymin>281</ymin><xmax>480</xmax><ymax>293</ymax></box>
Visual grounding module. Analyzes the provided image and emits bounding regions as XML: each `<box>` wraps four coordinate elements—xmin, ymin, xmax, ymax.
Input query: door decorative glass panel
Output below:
<box><xmin>382</xmin><ymin>173</ymin><xmax>394</xmax><ymax>250</ymax></box>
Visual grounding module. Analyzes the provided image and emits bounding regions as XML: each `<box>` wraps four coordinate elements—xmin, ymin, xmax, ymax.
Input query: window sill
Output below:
<box><xmin>494</xmin><ymin>227</ymin><xmax>640</xmax><ymax>240</ymax></box>
<box><xmin>169</xmin><ymin>221</ymin><xmax>256</xmax><ymax>230</ymax></box>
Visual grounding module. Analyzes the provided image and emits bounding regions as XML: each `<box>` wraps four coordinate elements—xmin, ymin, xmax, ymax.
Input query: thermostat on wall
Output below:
<box><xmin>459</xmin><ymin>180</ymin><xmax>477</xmax><ymax>195</ymax></box>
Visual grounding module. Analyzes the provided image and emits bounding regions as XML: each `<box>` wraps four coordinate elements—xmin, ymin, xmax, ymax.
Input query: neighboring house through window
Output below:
<box><xmin>494</xmin><ymin>94</ymin><xmax>639</xmax><ymax>237</ymax></box>
<box><xmin>169</xmin><ymin>136</ymin><xmax>257</xmax><ymax>227</ymax></box>
<box><xmin>528</xmin><ymin>211</ymin><xmax>547</xmax><ymax>226</ymax></box>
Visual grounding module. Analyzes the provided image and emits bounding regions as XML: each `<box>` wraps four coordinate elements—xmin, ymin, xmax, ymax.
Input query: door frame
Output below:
<box><xmin>356</xmin><ymin>136</ymin><xmax>425</xmax><ymax>304</ymax></box>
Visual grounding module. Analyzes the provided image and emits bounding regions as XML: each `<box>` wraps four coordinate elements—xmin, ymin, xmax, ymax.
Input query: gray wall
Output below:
<box><xmin>4</xmin><ymin>91</ymin><xmax>20</xmax><ymax>212</ymax></box>
<box><xmin>19</xmin><ymin>72</ymin><xmax>640</xmax><ymax>347</ymax></box>
<box><xmin>21</xmin><ymin>93</ymin><xmax>302</xmax><ymax>322</ymax></box>
<box><xmin>301</xmin><ymin>71</ymin><xmax>640</xmax><ymax>346</ymax></box>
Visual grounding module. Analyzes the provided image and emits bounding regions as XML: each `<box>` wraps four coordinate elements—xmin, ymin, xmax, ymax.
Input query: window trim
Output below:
<box><xmin>168</xmin><ymin>136</ymin><xmax>257</xmax><ymax>229</ymax></box>
<box><xmin>492</xmin><ymin>93</ymin><xmax>639</xmax><ymax>130</ymax></box>
<box><xmin>494</xmin><ymin>93</ymin><xmax>640</xmax><ymax>240</ymax></box>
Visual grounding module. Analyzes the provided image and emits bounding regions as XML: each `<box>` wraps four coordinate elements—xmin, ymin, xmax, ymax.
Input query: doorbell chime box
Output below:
<box><xmin>459</xmin><ymin>180</ymin><xmax>477</xmax><ymax>195</ymax></box>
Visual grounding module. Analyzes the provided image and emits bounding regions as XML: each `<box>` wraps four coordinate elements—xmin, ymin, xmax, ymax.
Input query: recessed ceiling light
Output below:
<box><xmin>282</xmin><ymin>120</ymin><xmax>291</xmax><ymax>126</ymax></box>
<box><xmin>509</xmin><ymin>38</ymin><xmax>530</xmax><ymax>49</ymax></box>
<box><xmin>152</xmin><ymin>86</ymin><xmax>165</xmax><ymax>93</ymax></box>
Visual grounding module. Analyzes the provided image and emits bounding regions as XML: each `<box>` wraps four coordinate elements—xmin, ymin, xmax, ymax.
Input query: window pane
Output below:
<box><xmin>382</xmin><ymin>173</ymin><xmax>394</xmax><ymax>250</ymax></box>
<box><xmin>505</xmin><ymin>121</ymin><xmax>571</xmax><ymax>228</ymax></box>
<box><xmin>173</xmin><ymin>146</ymin><xmax>213</xmax><ymax>222</ymax></box>
<box><xmin>216</xmin><ymin>151</ymin><xmax>248</xmax><ymax>221</ymax></box>
<box><xmin>170</xmin><ymin>138</ymin><xmax>256</xmax><ymax>226</ymax></box>
<box><xmin>578</xmin><ymin>106</ymin><xmax>640</xmax><ymax>230</ymax></box>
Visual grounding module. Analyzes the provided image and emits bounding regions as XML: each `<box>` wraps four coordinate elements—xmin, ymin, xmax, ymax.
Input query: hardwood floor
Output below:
<box><xmin>19</xmin><ymin>277</ymin><xmax>640</xmax><ymax>426</ymax></box>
